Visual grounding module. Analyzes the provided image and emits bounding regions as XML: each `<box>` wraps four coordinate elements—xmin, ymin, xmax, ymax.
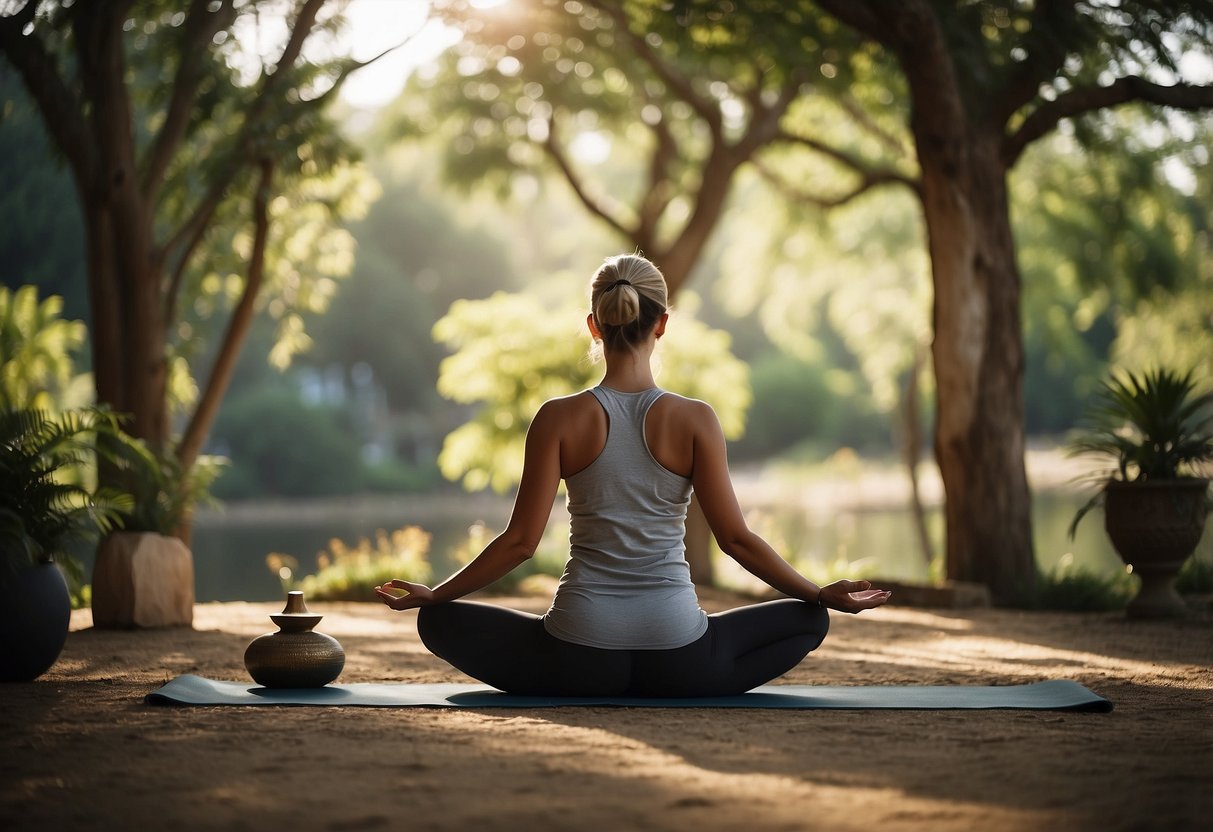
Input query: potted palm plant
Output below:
<box><xmin>1068</xmin><ymin>368</ymin><xmax>1213</xmax><ymax>618</ymax></box>
<box><xmin>0</xmin><ymin>407</ymin><xmax>132</xmax><ymax>681</ymax></box>
<box><xmin>91</xmin><ymin>438</ymin><xmax>223</xmax><ymax>629</ymax></box>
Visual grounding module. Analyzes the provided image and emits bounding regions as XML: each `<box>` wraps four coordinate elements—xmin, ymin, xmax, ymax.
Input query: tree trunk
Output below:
<box><xmin>920</xmin><ymin>130</ymin><xmax>1035</xmax><ymax>602</ymax></box>
<box><xmin>899</xmin><ymin>344</ymin><xmax>935</xmax><ymax>569</ymax></box>
<box><xmin>84</xmin><ymin>183</ymin><xmax>170</xmax><ymax>453</ymax></box>
<box><xmin>653</xmin><ymin>148</ymin><xmax>741</xmax><ymax>297</ymax></box>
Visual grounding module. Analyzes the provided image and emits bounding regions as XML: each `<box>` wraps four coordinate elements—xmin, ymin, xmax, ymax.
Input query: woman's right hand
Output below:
<box><xmin>818</xmin><ymin>580</ymin><xmax>892</xmax><ymax>614</ymax></box>
<box><xmin>374</xmin><ymin>579</ymin><xmax>435</xmax><ymax>611</ymax></box>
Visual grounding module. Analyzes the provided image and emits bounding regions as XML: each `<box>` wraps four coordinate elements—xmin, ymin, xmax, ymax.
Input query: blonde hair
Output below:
<box><xmin>589</xmin><ymin>254</ymin><xmax>668</xmax><ymax>352</ymax></box>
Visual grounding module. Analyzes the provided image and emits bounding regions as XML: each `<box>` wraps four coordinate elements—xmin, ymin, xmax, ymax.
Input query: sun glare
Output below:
<box><xmin>338</xmin><ymin>0</ymin><xmax>461</xmax><ymax>109</ymax></box>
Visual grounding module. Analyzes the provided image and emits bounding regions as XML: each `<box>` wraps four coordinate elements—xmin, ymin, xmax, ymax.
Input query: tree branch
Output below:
<box><xmin>267</xmin><ymin>0</ymin><xmax>327</xmax><ymax>90</ymax></box>
<box><xmin>158</xmin><ymin>0</ymin><xmax>331</xmax><ymax>275</ymax></box>
<box><xmin>775</xmin><ymin>128</ymin><xmax>919</xmax><ymax>191</ymax></box>
<box><xmin>636</xmin><ymin>112</ymin><xmax>678</xmax><ymax>236</ymax></box>
<box><xmin>176</xmin><ymin>159</ymin><xmax>275</xmax><ymax>472</ymax></box>
<box><xmin>813</xmin><ymin>0</ymin><xmax>893</xmax><ymax>44</ymax></box>
<box><xmin>736</xmin><ymin>78</ymin><xmax>802</xmax><ymax>158</ymax></box>
<box><xmin>542</xmin><ymin>114</ymin><xmax>634</xmax><ymax>241</ymax></box>
<box><xmin>141</xmin><ymin>0</ymin><xmax>237</xmax><ymax>204</ymax></box>
<box><xmin>987</xmin><ymin>0</ymin><xmax>1079</xmax><ymax>129</ymax></box>
<box><xmin>1003</xmin><ymin>78</ymin><xmax>1213</xmax><ymax>166</ymax></box>
<box><xmin>163</xmin><ymin>193</ymin><xmax>222</xmax><ymax>328</ymax></box>
<box><xmin>837</xmin><ymin>92</ymin><xmax>910</xmax><ymax>159</ymax></box>
<box><xmin>160</xmin><ymin>173</ymin><xmax>229</xmax><ymax>278</ymax></box>
<box><xmin>751</xmin><ymin>156</ymin><xmax>916</xmax><ymax>210</ymax></box>
<box><xmin>587</xmin><ymin>0</ymin><xmax>722</xmax><ymax>134</ymax></box>
<box><xmin>0</xmin><ymin>2</ymin><xmax>96</xmax><ymax>188</ymax></box>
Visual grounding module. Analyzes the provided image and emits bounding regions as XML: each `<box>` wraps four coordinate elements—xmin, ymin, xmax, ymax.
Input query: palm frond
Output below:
<box><xmin>1</xmin><ymin>406</ymin><xmax>135</xmax><ymax>578</ymax></box>
<box><xmin>1066</xmin><ymin>367</ymin><xmax>1213</xmax><ymax>535</ymax></box>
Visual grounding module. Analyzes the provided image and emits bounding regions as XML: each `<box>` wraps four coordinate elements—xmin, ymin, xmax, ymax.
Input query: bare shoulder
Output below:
<box><xmin>542</xmin><ymin>389</ymin><xmax>599</xmax><ymax>412</ymax></box>
<box><xmin>652</xmin><ymin>392</ymin><xmax>721</xmax><ymax>430</ymax></box>
<box><xmin>534</xmin><ymin>390</ymin><xmax>607</xmax><ymax>477</ymax></box>
<box><xmin>531</xmin><ymin>390</ymin><xmax>601</xmax><ymax>429</ymax></box>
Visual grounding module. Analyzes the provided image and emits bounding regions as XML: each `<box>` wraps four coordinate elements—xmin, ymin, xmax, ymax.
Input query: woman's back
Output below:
<box><xmin>542</xmin><ymin>385</ymin><xmax>709</xmax><ymax>649</ymax></box>
<box><xmin>376</xmin><ymin>253</ymin><xmax>889</xmax><ymax>697</ymax></box>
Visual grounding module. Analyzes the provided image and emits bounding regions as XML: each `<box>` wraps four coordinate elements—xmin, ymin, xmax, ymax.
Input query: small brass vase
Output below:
<box><xmin>244</xmin><ymin>591</ymin><xmax>345</xmax><ymax>688</ymax></box>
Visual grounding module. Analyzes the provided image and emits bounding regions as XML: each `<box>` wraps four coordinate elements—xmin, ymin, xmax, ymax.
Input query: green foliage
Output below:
<box><xmin>302</xmin><ymin>166</ymin><xmax>521</xmax><ymax>409</ymax></box>
<box><xmin>0</xmin><ymin>71</ymin><xmax>87</xmax><ymax>321</ymax></box>
<box><xmin>1068</xmin><ymin>368</ymin><xmax>1213</xmax><ymax>483</ymax></box>
<box><xmin>1013</xmin><ymin>561</ymin><xmax>1138</xmax><ymax>613</ymax></box>
<box><xmin>210</xmin><ymin>385</ymin><xmax>367</xmax><ymax>499</ymax></box>
<box><xmin>1067</xmin><ymin>367</ymin><xmax>1213</xmax><ymax>537</ymax></box>
<box><xmin>443</xmin><ymin>518</ymin><xmax>568</xmax><ymax>595</ymax></box>
<box><xmin>105</xmin><ymin>436</ymin><xmax>226</xmax><ymax>535</ymax></box>
<box><xmin>1</xmin><ymin>0</ymin><xmax>377</xmax><ymax>506</ymax></box>
<box><xmin>0</xmin><ymin>407</ymin><xmax>133</xmax><ymax>585</ymax></box>
<box><xmin>361</xmin><ymin>458</ymin><xmax>440</xmax><ymax>494</ymax></box>
<box><xmin>393</xmin><ymin>0</ymin><xmax>901</xmax><ymax>298</ymax></box>
<box><xmin>0</xmin><ymin>285</ymin><xmax>90</xmax><ymax>412</ymax></box>
<box><xmin>434</xmin><ymin>291</ymin><xmax>599</xmax><ymax>493</ymax></box>
<box><xmin>269</xmin><ymin>526</ymin><xmax>433</xmax><ymax>602</ymax></box>
<box><xmin>715</xmin><ymin>175</ymin><xmax>930</xmax><ymax>420</ymax></box>
<box><xmin>433</xmin><ymin>290</ymin><xmax>750</xmax><ymax>493</ymax></box>
<box><xmin>1176</xmin><ymin>555</ymin><xmax>1213</xmax><ymax>594</ymax></box>
<box><xmin>1108</xmin><ymin>140</ymin><xmax>1213</xmax><ymax>379</ymax></box>
<box><xmin>730</xmin><ymin>349</ymin><xmax>886</xmax><ymax>461</ymax></box>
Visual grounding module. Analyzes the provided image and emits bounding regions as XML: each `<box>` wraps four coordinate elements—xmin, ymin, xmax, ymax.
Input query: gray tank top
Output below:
<box><xmin>542</xmin><ymin>385</ymin><xmax>709</xmax><ymax>649</ymax></box>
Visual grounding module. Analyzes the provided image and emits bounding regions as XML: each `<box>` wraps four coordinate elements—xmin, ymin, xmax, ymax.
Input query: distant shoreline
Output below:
<box><xmin>193</xmin><ymin>489</ymin><xmax>513</xmax><ymax>527</ymax></box>
<box><xmin>193</xmin><ymin>446</ymin><xmax>1091</xmax><ymax>528</ymax></box>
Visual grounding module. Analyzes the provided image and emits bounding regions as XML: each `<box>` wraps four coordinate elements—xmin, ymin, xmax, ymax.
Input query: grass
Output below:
<box><xmin>1021</xmin><ymin>564</ymin><xmax>1138</xmax><ymax>612</ymax></box>
<box><xmin>1012</xmin><ymin>552</ymin><xmax>1213</xmax><ymax>611</ymax></box>
<box><xmin>1177</xmin><ymin>555</ymin><xmax>1213</xmax><ymax>593</ymax></box>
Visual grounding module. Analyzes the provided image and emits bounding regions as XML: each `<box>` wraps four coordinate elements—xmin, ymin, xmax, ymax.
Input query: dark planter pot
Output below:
<box><xmin>0</xmin><ymin>561</ymin><xmax>72</xmax><ymax>682</ymax></box>
<box><xmin>1104</xmin><ymin>479</ymin><xmax>1209</xmax><ymax>619</ymax></box>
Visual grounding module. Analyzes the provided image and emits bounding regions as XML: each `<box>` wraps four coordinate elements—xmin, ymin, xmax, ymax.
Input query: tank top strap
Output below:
<box><xmin>589</xmin><ymin>386</ymin><xmax>665</xmax><ymax>440</ymax></box>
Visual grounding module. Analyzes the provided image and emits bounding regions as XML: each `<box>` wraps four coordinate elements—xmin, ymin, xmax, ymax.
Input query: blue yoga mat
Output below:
<box><xmin>145</xmin><ymin>674</ymin><xmax>1112</xmax><ymax>711</ymax></box>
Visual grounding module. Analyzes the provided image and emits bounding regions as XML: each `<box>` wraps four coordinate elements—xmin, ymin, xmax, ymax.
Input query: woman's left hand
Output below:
<box><xmin>818</xmin><ymin>580</ymin><xmax>892</xmax><ymax>614</ymax></box>
<box><xmin>374</xmin><ymin>579</ymin><xmax>435</xmax><ymax>611</ymax></box>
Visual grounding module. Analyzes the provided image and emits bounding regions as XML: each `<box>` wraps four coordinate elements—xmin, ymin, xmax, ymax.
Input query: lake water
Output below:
<box><xmin>72</xmin><ymin>486</ymin><xmax>1211</xmax><ymax>602</ymax></box>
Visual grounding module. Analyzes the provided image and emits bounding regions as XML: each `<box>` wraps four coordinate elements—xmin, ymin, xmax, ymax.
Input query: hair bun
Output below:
<box><xmin>588</xmin><ymin>254</ymin><xmax>669</xmax><ymax>353</ymax></box>
<box><xmin>594</xmin><ymin>283</ymin><xmax>641</xmax><ymax>327</ymax></box>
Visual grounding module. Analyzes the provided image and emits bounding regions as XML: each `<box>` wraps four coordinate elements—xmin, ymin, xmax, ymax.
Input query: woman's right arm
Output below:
<box><xmin>687</xmin><ymin>401</ymin><xmax>890</xmax><ymax>614</ymax></box>
<box><xmin>375</xmin><ymin>399</ymin><xmax>565</xmax><ymax>610</ymax></box>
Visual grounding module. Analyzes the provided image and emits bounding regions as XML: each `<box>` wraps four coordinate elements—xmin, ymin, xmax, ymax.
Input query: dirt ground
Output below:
<box><xmin>2</xmin><ymin>591</ymin><xmax>1211</xmax><ymax>832</ymax></box>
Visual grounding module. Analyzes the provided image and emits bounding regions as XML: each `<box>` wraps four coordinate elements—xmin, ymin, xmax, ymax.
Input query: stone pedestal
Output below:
<box><xmin>92</xmin><ymin>532</ymin><xmax>194</xmax><ymax>628</ymax></box>
<box><xmin>867</xmin><ymin>579</ymin><xmax>992</xmax><ymax>608</ymax></box>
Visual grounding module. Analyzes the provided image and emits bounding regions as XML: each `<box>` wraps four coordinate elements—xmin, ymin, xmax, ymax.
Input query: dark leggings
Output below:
<box><xmin>416</xmin><ymin>599</ymin><xmax>829</xmax><ymax>697</ymax></box>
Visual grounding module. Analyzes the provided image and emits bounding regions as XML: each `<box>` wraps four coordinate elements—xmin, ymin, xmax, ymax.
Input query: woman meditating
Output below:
<box><xmin>375</xmin><ymin>253</ymin><xmax>890</xmax><ymax>696</ymax></box>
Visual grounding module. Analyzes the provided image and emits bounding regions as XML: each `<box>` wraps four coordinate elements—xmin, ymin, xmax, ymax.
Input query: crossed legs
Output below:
<box><xmin>416</xmin><ymin>598</ymin><xmax>829</xmax><ymax>697</ymax></box>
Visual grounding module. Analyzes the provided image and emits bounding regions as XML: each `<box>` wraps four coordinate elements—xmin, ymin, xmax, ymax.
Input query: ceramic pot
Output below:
<box><xmin>0</xmin><ymin>561</ymin><xmax>72</xmax><ymax>682</ymax></box>
<box><xmin>244</xmin><ymin>591</ymin><xmax>345</xmax><ymax>688</ymax></box>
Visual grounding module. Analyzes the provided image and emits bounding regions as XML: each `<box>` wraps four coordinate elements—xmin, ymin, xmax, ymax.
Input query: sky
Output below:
<box><xmin>335</xmin><ymin>1</ymin><xmax>456</xmax><ymax>108</ymax></box>
<box><xmin>335</xmin><ymin>0</ymin><xmax>518</xmax><ymax>109</ymax></box>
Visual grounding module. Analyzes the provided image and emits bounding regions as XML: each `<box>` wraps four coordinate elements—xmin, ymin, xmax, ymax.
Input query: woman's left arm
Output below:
<box><xmin>375</xmin><ymin>402</ymin><xmax>564</xmax><ymax>610</ymax></box>
<box><xmin>688</xmin><ymin>400</ymin><xmax>891</xmax><ymax>614</ymax></box>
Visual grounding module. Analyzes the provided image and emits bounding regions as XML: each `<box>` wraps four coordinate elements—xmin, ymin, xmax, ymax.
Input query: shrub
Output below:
<box><xmin>269</xmin><ymin>525</ymin><xmax>433</xmax><ymax>602</ymax></box>
<box><xmin>1176</xmin><ymin>556</ymin><xmax>1213</xmax><ymax>594</ymax></box>
<box><xmin>1013</xmin><ymin>555</ymin><xmax>1137</xmax><ymax>612</ymax></box>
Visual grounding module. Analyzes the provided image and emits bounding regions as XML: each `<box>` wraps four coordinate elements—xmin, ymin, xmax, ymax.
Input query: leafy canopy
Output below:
<box><xmin>434</xmin><ymin>290</ymin><xmax>750</xmax><ymax>493</ymax></box>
